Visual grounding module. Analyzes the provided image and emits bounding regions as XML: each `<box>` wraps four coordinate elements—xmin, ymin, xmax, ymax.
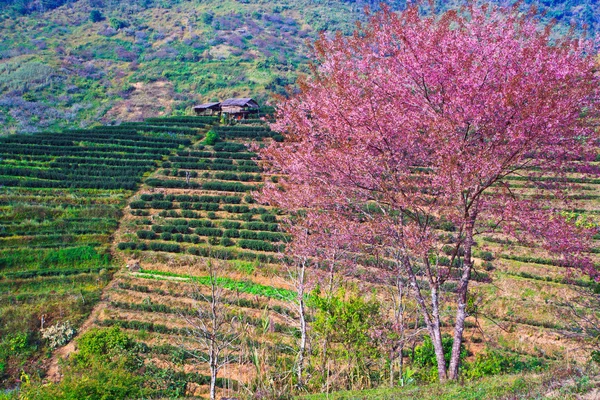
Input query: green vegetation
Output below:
<box><xmin>17</xmin><ymin>326</ymin><xmax>231</xmax><ymax>399</ymax></box>
<box><xmin>0</xmin><ymin>119</ymin><xmax>201</xmax><ymax>386</ymax></box>
<box><xmin>298</xmin><ymin>367</ymin><xmax>598</xmax><ymax>400</ymax></box>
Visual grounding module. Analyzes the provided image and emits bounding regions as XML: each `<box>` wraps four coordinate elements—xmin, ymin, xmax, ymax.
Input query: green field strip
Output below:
<box><xmin>116</xmin><ymin>280</ymin><xmax>297</xmax><ymax>318</ymax></box>
<box><xmin>136</xmin><ymin>268</ymin><xmax>296</xmax><ymax>301</ymax></box>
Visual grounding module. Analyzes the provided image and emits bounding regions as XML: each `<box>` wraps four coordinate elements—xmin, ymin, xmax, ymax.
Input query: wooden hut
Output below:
<box><xmin>220</xmin><ymin>98</ymin><xmax>259</xmax><ymax>119</ymax></box>
<box><xmin>193</xmin><ymin>102</ymin><xmax>221</xmax><ymax>116</ymax></box>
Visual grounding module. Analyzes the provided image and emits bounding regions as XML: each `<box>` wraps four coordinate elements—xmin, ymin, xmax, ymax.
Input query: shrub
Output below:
<box><xmin>221</xmin><ymin>221</ymin><xmax>241</xmax><ymax>229</ymax></box>
<box><xmin>41</xmin><ymin>321</ymin><xmax>76</xmax><ymax>349</ymax></box>
<box><xmin>411</xmin><ymin>334</ymin><xmax>466</xmax><ymax>372</ymax></box>
<box><xmin>223</xmin><ymin>229</ymin><xmax>240</xmax><ymax>238</ymax></box>
<box><xmin>260</xmin><ymin>214</ymin><xmax>277</xmax><ymax>222</ymax></box>
<box><xmin>129</xmin><ymin>201</ymin><xmax>146</xmax><ymax>209</ymax></box>
<box><xmin>90</xmin><ymin>10</ymin><xmax>104</xmax><ymax>22</ymax></box>
<box><xmin>148</xmin><ymin>242</ymin><xmax>181</xmax><ymax>253</ymax></box>
<box><xmin>204</xmin><ymin>130</ymin><xmax>220</xmax><ymax>145</ymax></box>
<box><xmin>137</xmin><ymin>230</ymin><xmax>156</xmax><ymax>240</ymax></box>
<box><xmin>195</xmin><ymin>227</ymin><xmax>223</xmax><ymax>237</ymax></box>
<box><xmin>118</xmin><ymin>242</ymin><xmax>137</xmax><ymax>250</ymax></box>
<box><xmin>238</xmin><ymin>239</ymin><xmax>282</xmax><ymax>252</ymax></box>
<box><xmin>482</xmin><ymin>261</ymin><xmax>495</xmax><ymax>271</ymax></box>
<box><xmin>151</xmin><ymin>200</ymin><xmax>172</xmax><ymax>209</ymax></box>
<box><xmin>220</xmin><ymin>237</ymin><xmax>234</xmax><ymax>247</ymax></box>
<box><xmin>465</xmin><ymin>349</ymin><xmax>545</xmax><ymax>379</ymax></box>
<box><xmin>74</xmin><ymin>327</ymin><xmax>135</xmax><ymax>366</ymax></box>
<box><xmin>160</xmin><ymin>232</ymin><xmax>172</xmax><ymax>241</ymax></box>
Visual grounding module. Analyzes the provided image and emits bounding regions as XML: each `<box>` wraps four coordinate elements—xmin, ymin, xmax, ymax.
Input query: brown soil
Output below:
<box><xmin>102</xmin><ymin>80</ymin><xmax>177</xmax><ymax>123</ymax></box>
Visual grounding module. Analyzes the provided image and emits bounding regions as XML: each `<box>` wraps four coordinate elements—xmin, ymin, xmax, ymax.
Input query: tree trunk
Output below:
<box><xmin>429</xmin><ymin>285</ymin><xmax>448</xmax><ymax>382</ymax></box>
<box><xmin>448</xmin><ymin>218</ymin><xmax>475</xmax><ymax>380</ymax></box>
<box><xmin>209</xmin><ymin>352</ymin><xmax>217</xmax><ymax>400</ymax></box>
<box><xmin>297</xmin><ymin>259</ymin><xmax>307</xmax><ymax>387</ymax></box>
<box><xmin>402</xmin><ymin>254</ymin><xmax>447</xmax><ymax>380</ymax></box>
<box><xmin>389</xmin><ymin>357</ymin><xmax>394</xmax><ymax>387</ymax></box>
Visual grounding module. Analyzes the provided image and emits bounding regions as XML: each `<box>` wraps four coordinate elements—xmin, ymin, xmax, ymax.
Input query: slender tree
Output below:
<box><xmin>259</xmin><ymin>4</ymin><xmax>600</xmax><ymax>381</ymax></box>
<box><xmin>181</xmin><ymin>260</ymin><xmax>240</xmax><ymax>400</ymax></box>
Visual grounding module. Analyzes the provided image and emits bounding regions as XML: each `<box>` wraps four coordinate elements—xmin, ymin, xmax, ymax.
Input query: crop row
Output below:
<box><xmin>0</xmin><ymin>246</ymin><xmax>111</xmax><ymax>270</ymax></box>
<box><xmin>118</xmin><ymin>241</ymin><xmax>283</xmax><ymax>263</ymax></box>
<box><xmin>162</xmin><ymin>170</ymin><xmax>262</xmax><ymax>182</ymax></box>
<box><xmin>148</xmin><ymin>214</ymin><xmax>279</xmax><ymax>232</ymax></box>
<box><xmin>140</xmin><ymin>226</ymin><xmax>285</xmax><ymax>242</ymax></box>
<box><xmin>137</xmin><ymin>269</ymin><xmax>296</xmax><ymax>301</ymax></box>
<box><xmin>144</xmin><ymin>116</ymin><xmax>218</xmax><ymax>124</ymax></box>
<box><xmin>138</xmin><ymin>193</ymin><xmax>243</xmax><ymax>204</ymax></box>
<box><xmin>132</xmin><ymin>202</ymin><xmax>276</xmax><ymax>219</ymax></box>
<box><xmin>109</xmin><ymin>300</ymin><xmax>295</xmax><ymax>335</ymax></box>
<box><xmin>176</xmin><ymin>149</ymin><xmax>256</xmax><ymax>159</ymax></box>
<box><xmin>92</xmin><ymin>124</ymin><xmax>200</xmax><ymax>135</ymax></box>
<box><xmin>145</xmin><ymin>178</ymin><xmax>257</xmax><ymax>192</ymax></box>
<box><xmin>0</xmin><ymin>176</ymin><xmax>140</xmax><ymax>190</ymax></box>
<box><xmin>117</xmin><ymin>281</ymin><xmax>297</xmax><ymax>318</ymax></box>
<box><xmin>0</xmin><ymin>265</ymin><xmax>111</xmax><ymax>280</ymax></box>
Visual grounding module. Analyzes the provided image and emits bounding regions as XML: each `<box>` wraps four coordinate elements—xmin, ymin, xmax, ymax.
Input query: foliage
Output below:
<box><xmin>72</xmin><ymin>326</ymin><xmax>137</xmax><ymax>367</ymax></box>
<box><xmin>90</xmin><ymin>10</ymin><xmax>104</xmax><ymax>22</ymax></box>
<box><xmin>259</xmin><ymin>2</ymin><xmax>599</xmax><ymax>381</ymax></box>
<box><xmin>308</xmin><ymin>289</ymin><xmax>384</xmax><ymax>390</ymax></box>
<box><xmin>464</xmin><ymin>349</ymin><xmax>545</xmax><ymax>380</ymax></box>
<box><xmin>41</xmin><ymin>321</ymin><xmax>76</xmax><ymax>350</ymax></box>
<box><xmin>204</xmin><ymin>130</ymin><xmax>220</xmax><ymax>145</ymax></box>
<box><xmin>411</xmin><ymin>335</ymin><xmax>467</xmax><ymax>382</ymax></box>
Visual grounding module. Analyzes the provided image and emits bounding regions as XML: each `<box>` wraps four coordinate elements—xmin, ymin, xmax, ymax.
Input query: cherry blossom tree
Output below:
<box><xmin>259</xmin><ymin>3</ymin><xmax>600</xmax><ymax>381</ymax></box>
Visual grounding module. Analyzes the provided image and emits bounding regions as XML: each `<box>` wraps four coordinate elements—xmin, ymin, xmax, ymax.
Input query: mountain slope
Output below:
<box><xmin>0</xmin><ymin>0</ymin><xmax>599</xmax><ymax>135</ymax></box>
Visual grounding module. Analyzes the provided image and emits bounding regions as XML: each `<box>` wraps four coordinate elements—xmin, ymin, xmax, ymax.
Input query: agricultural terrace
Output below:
<box><xmin>3</xmin><ymin>114</ymin><xmax>599</xmax><ymax>397</ymax></box>
<box><xmin>0</xmin><ymin>117</ymin><xmax>210</xmax><ymax>386</ymax></box>
<box><xmin>99</xmin><ymin>116</ymin><xmax>600</xmax><ymax>396</ymax></box>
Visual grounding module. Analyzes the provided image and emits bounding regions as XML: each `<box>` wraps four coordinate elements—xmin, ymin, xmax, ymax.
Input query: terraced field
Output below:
<box><xmin>0</xmin><ymin>117</ymin><xmax>211</xmax><ymax>386</ymax></box>
<box><xmin>2</xmin><ymin>115</ymin><xmax>599</xmax><ymax>397</ymax></box>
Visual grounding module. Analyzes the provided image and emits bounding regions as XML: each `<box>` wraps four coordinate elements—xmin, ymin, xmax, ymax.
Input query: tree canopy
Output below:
<box><xmin>259</xmin><ymin>3</ymin><xmax>600</xmax><ymax>381</ymax></box>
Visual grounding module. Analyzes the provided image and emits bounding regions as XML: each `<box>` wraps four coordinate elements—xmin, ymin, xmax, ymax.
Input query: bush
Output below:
<box><xmin>129</xmin><ymin>201</ymin><xmax>146</xmax><ymax>209</ymax></box>
<box><xmin>136</xmin><ymin>230</ymin><xmax>156</xmax><ymax>240</ymax></box>
<box><xmin>90</xmin><ymin>9</ymin><xmax>104</xmax><ymax>22</ymax></box>
<box><xmin>238</xmin><ymin>239</ymin><xmax>282</xmax><ymax>252</ymax></box>
<box><xmin>411</xmin><ymin>334</ymin><xmax>467</xmax><ymax>382</ymax></box>
<box><xmin>220</xmin><ymin>237</ymin><xmax>234</xmax><ymax>247</ymax></box>
<box><xmin>118</xmin><ymin>242</ymin><xmax>137</xmax><ymax>250</ymax></box>
<box><xmin>160</xmin><ymin>232</ymin><xmax>172</xmax><ymax>241</ymax></box>
<box><xmin>148</xmin><ymin>242</ymin><xmax>181</xmax><ymax>253</ymax></box>
<box><xmin>465</xmin><ymin>349</ymin><xmax>545</xmax><ymax>379</ymax></box>
<box><xmin>260</xmin><ymin>214</ymin><xmax>277</xmax><ymax>222</ymax></box>
<box><xmin>41</xmin><ymin>321</ymin><xmax>76</xmax><ymax>349</ymax></box>
<box><xmin>204</xmin><ymin>130</ymin><xmax>220</xmax><ymax>145</ymax></box>
<box><xmin>74</xmin><ymin>327</ymin><xmax>135</xmax><ymax>366</ymax></box>
<box><xmin>195</xmin><ymin>227</ymin><xmax>223</xmax><ymax>237</ymax></box>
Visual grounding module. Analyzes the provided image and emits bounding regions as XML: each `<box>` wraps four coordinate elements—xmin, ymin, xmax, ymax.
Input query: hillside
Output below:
<box><xmin>2</xmin><ymin>0</ymin><xmax>600</xmax><ymax>398</ymax></box>
<box><xmin>1</xmin><ymin>114</ymin><xmax>598</xmax><ymax>397</ymax></box>
<box><xmin>0</xmin><ymin>0</ymin><xmax>599</xmax><ymax>134</ymax></box>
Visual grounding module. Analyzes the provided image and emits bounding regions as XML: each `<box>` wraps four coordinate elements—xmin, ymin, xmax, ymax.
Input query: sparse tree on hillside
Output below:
<box><xmin>259</xmin><ymin>4</ymin><xmax>600</xmax><ymax>381</ymax></box>
<box><xmin>181</xmin><ymin>260</ymin><xmax>240</xmax><ymax>400</ymax></box>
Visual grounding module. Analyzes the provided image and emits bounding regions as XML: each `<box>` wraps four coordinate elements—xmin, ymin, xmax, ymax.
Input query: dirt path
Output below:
<box><xmin>45</xmin><ymin>291</ymin><xmax>110</xmax><ymax>382</ymax></box>
<box><xmin>44</xmin><ymin>271</ymin><xmax>184</xmax><ymax>382</ymax></box>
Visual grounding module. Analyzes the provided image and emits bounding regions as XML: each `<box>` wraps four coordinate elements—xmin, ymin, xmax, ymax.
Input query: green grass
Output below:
<box><xmin>297</xmin><ymin>371</ymin><xmax>580</xmax><ymax>400</ymax></box>
<box><xmin>137</xmin><ymin>268</ymin><xmax>296</xmax><ymax>301</ymax></box>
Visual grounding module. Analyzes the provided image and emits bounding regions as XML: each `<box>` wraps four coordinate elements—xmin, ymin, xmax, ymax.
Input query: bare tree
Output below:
<box><xmin>288</xmin><ymin>256</ymin><xmax>309</xmax><ymax>389</ymax></box>
<box><xmin>181</xmin><ymin>260</ymin><xmax>240</xmax><ymax>400</ymax></box>
<box><xmin>386</xmin><ymin>276</ymin><xmax>424</xmax><ymax>387</ymax></box>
